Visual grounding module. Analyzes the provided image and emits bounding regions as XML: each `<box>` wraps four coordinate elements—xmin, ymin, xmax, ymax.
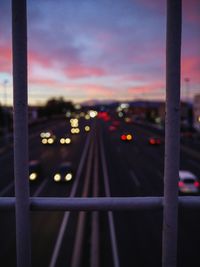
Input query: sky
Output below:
<box><xmin>0</xmin><ymin>0</ymin><xmax>199</xmax><ymax>106</ymax></box>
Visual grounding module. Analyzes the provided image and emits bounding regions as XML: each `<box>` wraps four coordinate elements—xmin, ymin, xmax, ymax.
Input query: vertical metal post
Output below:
<box><xmin>12</xmin><ymin>0</ymin><xmax>31</xmax><ymax>266</ymax></box>
<box><xmin>162</xmin><ymin>1</ymin><xmax>182</xmax><ymax>267</ymax></box>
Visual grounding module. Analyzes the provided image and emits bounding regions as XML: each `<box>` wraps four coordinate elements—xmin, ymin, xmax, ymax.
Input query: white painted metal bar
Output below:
<box><xmin>12</xmin><ymin>0</ymin><xmax>31</xmax><ymax>266</ymax></box>
<box><xmin>162</xmin><ymin>1</ymin><xmax>182</xmax><ymax>267</ymax></box>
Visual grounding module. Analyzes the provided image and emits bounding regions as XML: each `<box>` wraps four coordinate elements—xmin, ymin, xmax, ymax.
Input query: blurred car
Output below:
<box><xmin>71</xmin><ymin>127</ymin><xmax>80</xmax><ymax>134</ymax></box>
<box><xmin>59</xmin><ymin>136</ymin><xmax>72</xmax><ymax>145</ymax></box>
<box><xmin>148</xmin><ymin>137</ymin><xmax>161</xmax><ymax>145</ymax></box>
<box><xmin>120</xmin><ymin>133</ymin><xmax>133</xmax><ymax>142</ymax></box>
<box><xmin>53</xmin><ymin>162</ymin><xmax>74</xmax><ymax>183</ymax></box>
<box><xmin>178</xmin><ymin>170</ymin><xmax>199</xmax><ymax>194</ymax></box>
<box><xmin>29</xmin><ymin>160</ymin><xmax>42</xmax><ymax>182</ymax></box>
<box><xmin>40</xmin><ymin>131</ymin><xmax>56</xmax><ymax>145</ymax></box>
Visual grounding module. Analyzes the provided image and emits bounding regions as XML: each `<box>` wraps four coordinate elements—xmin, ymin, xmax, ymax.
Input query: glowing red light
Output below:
<box><xmin>150</xmin><ymin>138</ymin><xmax>156</xmax><ymax>144</ymax></box>
<box><xmin>121</xmin><ymin>134</ymin><xmax>127</xmax><ymax>141</ymax></box>
<box><xmin>178</xmin><ymin>181</ymin><xmax>184</xmax><ymax>187</ymax></box>
<box><xmin>194</xmin><ymin>181</ymin><xmax>199</xmax><ymax>187</ymax></box>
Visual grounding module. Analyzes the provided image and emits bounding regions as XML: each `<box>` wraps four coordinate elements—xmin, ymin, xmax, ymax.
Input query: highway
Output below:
<box><xmin>0</xmin><ymin>113</ymin><xmax>200</xmax><ymax>267</ymax></box>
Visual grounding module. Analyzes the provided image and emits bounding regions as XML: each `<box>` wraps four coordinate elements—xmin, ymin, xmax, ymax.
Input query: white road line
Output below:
<box><xmin>90</xmin><ymin>133</ymin><xmax>99</xmax><ymax>267</ymax></box>
<box><xmin>33</xmin><ymin>179</ymin><xmax>48</xmax><ymax>197</ymax></box>
<box><xmin>49</xmin><ymin>130</ymin><xmax>92</xmax><ymax>267</ymax></box>
<box><xmin>129</xmin><ymin>170</ymin><xmax>141</xmax><ymax>188</ymax></box>
<box><xmin>99</xmin><ymin>132</ymin><xmax>120</xmax><ymax>267</ymax></box>
<box><xmin>0</xmin><ymin>181</ymin><xmax>14</xmax><ymax>197</ymax></box>
<box><xmin>71</xmin><ymin>137</ymin><xmax>94</xmax><ymax>267</ymax></box>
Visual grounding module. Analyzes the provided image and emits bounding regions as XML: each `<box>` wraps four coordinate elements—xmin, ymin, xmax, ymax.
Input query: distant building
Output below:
<box><xmin>193</xmin><ymin>94</ymin><xmax>200</xmax><ymax>131</ymax></box>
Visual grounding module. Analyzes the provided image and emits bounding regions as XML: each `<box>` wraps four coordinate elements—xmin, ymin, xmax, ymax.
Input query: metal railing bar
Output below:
<box><xmin>1</xmin><ymin>197</ymin><xmax>200</xmax><ymax>211</ymax></box>
<box><xmin>162</xmin><ymin>1</ymin><xmax>182</xmax><ymax>267</ymax></box>
<box><xmin>12</xmin><ymin>0</ymin><xmax>31</xmax><ymax>266</ymax></box>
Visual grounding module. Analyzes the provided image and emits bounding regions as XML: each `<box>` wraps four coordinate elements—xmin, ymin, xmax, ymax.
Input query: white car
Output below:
<box><xmin>179</xmin><ymin>170</ymin><xmax>199</xmax><ymax>194</ymax></box>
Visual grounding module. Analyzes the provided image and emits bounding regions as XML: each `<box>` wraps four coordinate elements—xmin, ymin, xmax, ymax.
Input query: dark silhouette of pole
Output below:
<box><xmin>12</xmin><ymin>0</ymin><xmax>31</xmax><ymax>266</ymax></box>
<box><xmin>184</xmin><ymin>77</ymin><xmax>190</xmax><ymax>102</ymax></box>
<box><xmin>162</xmin><ymin>1</ymin><xmax>182</xmax><ymax>267</ymax></box>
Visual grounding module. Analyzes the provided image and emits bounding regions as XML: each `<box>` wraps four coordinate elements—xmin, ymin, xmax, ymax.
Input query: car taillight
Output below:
<box><xmin>194</xmin><ymin>181</ymin><xmax>199</xmax><ymax>187</ymax></box>
<box><xmin>178</xmin><ymin>181</ymin><xmax>184</xmax><ymax>187</ymax></box>
<box><xmin>121</xmin><ymin>134</ymin><xmax>127</xmax><ymax>141</ymax></box>
<box><xmin>150</xmin><ymin>138</ymin><xmax>155</xmax><ymax>144</ymax></box>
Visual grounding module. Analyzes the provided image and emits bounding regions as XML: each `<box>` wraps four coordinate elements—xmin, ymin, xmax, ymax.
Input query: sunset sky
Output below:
<box><xmin>0</xmin><ymin>0</ymin><xmax>199</xmax><ymax>105</ymax></box>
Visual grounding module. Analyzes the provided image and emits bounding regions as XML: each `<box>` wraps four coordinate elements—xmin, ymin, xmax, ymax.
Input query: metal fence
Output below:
<box><xmin>1</xmin><ymin>0</ymin><xmax>200</xmax><ymax>267</ymax></box>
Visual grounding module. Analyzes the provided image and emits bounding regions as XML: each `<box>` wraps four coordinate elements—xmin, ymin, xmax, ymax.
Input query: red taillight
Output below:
<box><xmin>150</xmin><ymin>138</ymin><xmax>156</xmax><ymax>144</ymax></box>
<box><xmin>178</xmin><ymin>181</ymin><xmax>184</xmax><ymax>187</ymax></box>
<box><xmin>194</xmin><ymin>181</ymin><xmax>199</xmax><ymax>187</ymax></box>
<box><xmin>121</xmin><ymin>134</ymin><xmax>127</xmax><ymax>141</ymax></box>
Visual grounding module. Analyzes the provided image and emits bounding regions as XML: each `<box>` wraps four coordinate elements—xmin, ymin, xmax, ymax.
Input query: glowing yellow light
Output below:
<box><xmin>71</xmin><ymin>128</ymin><xmax>75</xmax><ymax>134</ymax></box>
<box><xmin>48</xmin><ymin>138</ymin><xmax>54</xmax><ymax>144</ymax></box>
<box><xmin>40</xmin><ymin>132</ymin><xmax>45</xmax><ymax>138</ymax></box>
<box><xmin>46</xmin><ymin>132</ymin><xmax>51</xmax><ymax>138</ymax></box>
<box><xmin>60</xmin><ymin>138</ymin><xmax>65</xmax><ymax>144</ymax></box>
<box><xmin>85</xmin><ymin>126</ymin><xmax>90</xmax><ymax>132</ymax></box>
<box><xmin>65</xmin><ymin>138</ymin><xmax>71</xmax><ymax>144</ymax></box>
<box><xmin>85</xmin><ymin>114</ymin><xmax>90</xmax><ymax>120</ymax></box>
<box><xmin>65</xmin><ymin>173</ymin><xmax>72</xmax><ymax>181</ymax></box>
<box><xmin>198</xmin><ymin>116</ymin><xmax>200</xmax><ymax>122</ymax></box>
<box><xmin>54</xmin><ymin>174</ymin><xmax>61</xmax><ymax>182</ymax></box>
<box><xmin>42</xmin><ymin>138</ymin><xmax>48</xmax><ymax>144</ymax></box>
<box><xmin>29</xmin><ymin>173</ymin><xmax>37</xmax><ymax>181</ymax></box>
<box><xmin>75</xmin><ymin>128</ymin><xmax>80</xmax><ymax>133</ymax></box>
<box><xmin>89</xmin><ymin>110</ymin><xmax>98</xmax><ymax>118</ymax></box>
<box><xmin>126</xmin><ymin>134</ymin><xmax>133</xmax><ymax>141</ymax></box>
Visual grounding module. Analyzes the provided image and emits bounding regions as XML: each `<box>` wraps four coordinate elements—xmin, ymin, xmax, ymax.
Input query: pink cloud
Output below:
<box><xmin>181</xmin><ymin>56</ymin><xmax>200</xmax><ymax>83</ymax></box>
<box><xmin>128</xmin><ymin>81</ymin><xmax>165</xmax><ymax>95</ymax></box>
<box><xmin>64</xmin><ymin>65</ymin><xmax>107</xmax><ymax>79</ymax></box>
<box><xmin>0</xmin><ymin>45</ymin><xmax>12</xmax><ymax>72</ymax></box>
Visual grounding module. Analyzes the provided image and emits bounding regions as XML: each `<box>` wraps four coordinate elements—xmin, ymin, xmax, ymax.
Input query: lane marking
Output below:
<box><xmin>99</xmin><ymin>131</ymin><xmax>120</xmax><ymax>267</ymax></box>
<box><xmin>129</xmin><ymin>170</ymin><xmax>141</xmax><ymax>188</ymax></box>
<box><xmin>70</xmin><ymin>133</ymin><xmax>95</xmax><ymax>267</ymax></box>
<box><xmin>0</xmin><ymin>181</ymin><xmax>14</xmax><ymax>197</ymax></box>
<box><xmin>33</xmin><ymin>179</ymin><xmax>48</xmax><ymax>197</ymax></box>
<box><xmin>49</xmin><ymin>128</ymin><xmax>93</xmax><ymax>267</ymax></box>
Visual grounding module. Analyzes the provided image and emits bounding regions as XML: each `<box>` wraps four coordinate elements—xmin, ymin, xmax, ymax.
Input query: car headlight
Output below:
<box><xmin>65</xmin><ymin>138</ymin><xmax>71</xmax><ymax>144</ymax></box>
<box><xmin>54</xmin><ymin>174</ymin><xmax>61</xmax><ymax>182</ymax></box>
<box><xmin>84</xmin><ymin>126</ymin><xmax>90</xmax><ymax>132</ymax></box>
<box><xmin>29</xmin><ymin>172</ymin><xmax>37</xmax><ymax>181</ymax></box>
<box><xmin>60</xmin><ymin>138</ymin><xmax>65</xmax><ymax>144</ymax></box>
<box><xmin>42</xmin><ymin>138</ymin><xmax>48</xmax><ymax>144</ymax></box>
<box><xmin>65</xmin><ymin>173</ymin><xmax>72</xmax><ymax>181</ymax></box>
<box><xmin>48</xmin><ymin>138</ymin><xmax>54</xmax><ymax>144</ymax></box>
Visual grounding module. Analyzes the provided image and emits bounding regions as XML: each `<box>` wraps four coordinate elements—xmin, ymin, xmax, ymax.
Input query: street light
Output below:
<box><xmin>2</xmin><ymin>79</ymin><xmax>9</xmax><ymax>144</ymax></box>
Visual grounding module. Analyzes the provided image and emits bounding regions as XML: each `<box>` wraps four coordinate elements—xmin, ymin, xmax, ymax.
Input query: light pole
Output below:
<box><xmin>3</xmin><ymin>79</ymin><xmax>9</xmax><ymax>144</ymax></box>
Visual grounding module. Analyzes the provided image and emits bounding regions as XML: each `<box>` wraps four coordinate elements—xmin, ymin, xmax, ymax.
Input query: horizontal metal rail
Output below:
<box><xmin>1</xmin><ymin>197</ymin><xmax>200</xmax><ymax>211</ymax></box>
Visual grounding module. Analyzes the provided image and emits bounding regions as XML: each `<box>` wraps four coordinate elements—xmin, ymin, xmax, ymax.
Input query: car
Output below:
<box><xmin>178</xmin><ymin>170</ymin><xmax>199</xmax><ymax>194</ymax></box>
<box><xmin>53</xmin><ymin>162</ymin><xmax>74</xmax><ymax>183</ymax></box>
<box><xmin>40</xmin><ymin>131</ymin><xmax>56</xmax><ymax>145</ymax></box>
<box><xmin>148</xmin><ymin>137</ymin><xmax>161</xmax><ymax>145</ymax></box>
<box><xmin>59</xmin><ymin>136</ymin><xmax>72</xmax><ymax>145</ymax></box>
<box><xmin>120</xmin><ymin>133</ymin><xmax>133</xmax><ymax>142</ymax></box>
<box><xmin>29</xmin><ymin>160</ymin><xmax>42</xmax><ymax>182</ymax></box>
